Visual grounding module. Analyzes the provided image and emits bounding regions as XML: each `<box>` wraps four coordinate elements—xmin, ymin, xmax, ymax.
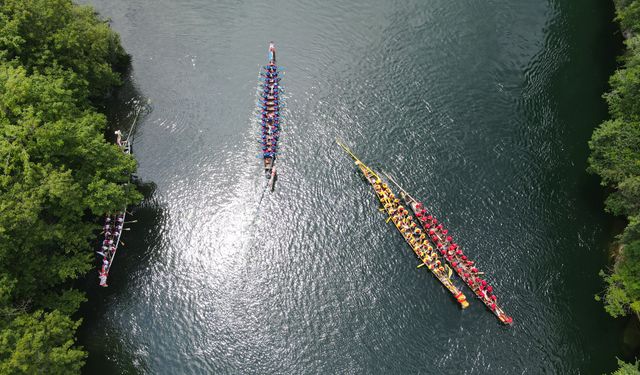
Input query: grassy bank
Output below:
<box><xmin>0</xmin><ymin>0</ymin><xmax>141</xmax><ymax>372</ymax></box>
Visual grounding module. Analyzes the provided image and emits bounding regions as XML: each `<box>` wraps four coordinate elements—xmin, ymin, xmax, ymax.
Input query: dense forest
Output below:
<box><xmin>0</xmin><ymin>0</ymin><xmax>141</xmax><ymax>372</ymax></box>
<box><xmin>590</xmin><ymin>0</ymin><xmax>640</xmax><ymax>373</ymax></box>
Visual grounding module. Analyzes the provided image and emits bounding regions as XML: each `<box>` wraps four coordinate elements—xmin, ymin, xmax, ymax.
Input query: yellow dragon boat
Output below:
<box><xmin>338</xmin><ymin>140</ymin><xmax>469</xmax><ymax>309</ymax></box>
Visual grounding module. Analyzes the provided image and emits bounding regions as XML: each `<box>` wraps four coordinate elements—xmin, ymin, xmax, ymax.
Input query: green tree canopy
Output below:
<box><xmin>590</xmin><ymin>0</ymin><xmax>640</xmax><ymax>325</ymax></box>
<box><xmin>0</xmin><ymin>310</ymin><xmax>86</xmax><ymax>375</ymax></box>
<box><xmin>600</xmin><ymin>241</ymin><xmax>640</xmax><ymax>318</ymax></box>
<box><xmin>0</xmin><ymin>0</ymin><xmax>128</xmax><ymax>98</ymax></box>
<box><xmin>0</xmin><ymin>0</ymin><xmax>141</xmax><ymax>373</ymax></box>
<box><xmin>609</xmin><ymin>358</ymin><xmax>640</xmax><ymax>375</ymax></box>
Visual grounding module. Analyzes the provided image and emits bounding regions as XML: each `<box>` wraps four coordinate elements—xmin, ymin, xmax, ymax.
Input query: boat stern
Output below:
<box><xmin>499</xmin><ymin>313</ymin><xmax>514</xmax><ymax>325</ymax></box>
<box><xmin>455</xmin><ymin>292</ymin><xmax>470</xmax><ymax>309</ymax></box>
<box><xmin>268</xmin><ymin>41</ymin><xmax>276</xmax><ymax>63</ymax></box>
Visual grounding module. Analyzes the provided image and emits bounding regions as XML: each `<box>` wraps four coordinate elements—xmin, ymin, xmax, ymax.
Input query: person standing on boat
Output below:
<box><xmin>115</xmin><ymin>130</ymin><xmax>123</xmax><ymax>147</ymax></box>
<box><xmin>101</xmin><ymin>258</ymin><xmax>109</xmax><ymax>272</ymax></box>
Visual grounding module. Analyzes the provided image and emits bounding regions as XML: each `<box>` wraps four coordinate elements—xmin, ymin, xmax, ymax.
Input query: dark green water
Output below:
<box><xmin>78</xmin><ymin>0</ymin><xmax>624</xmax><ymax>373</ymax></box>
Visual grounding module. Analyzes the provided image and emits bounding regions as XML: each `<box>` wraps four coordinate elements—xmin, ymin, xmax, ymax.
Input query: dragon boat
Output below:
<box><xmin>385</xmin><ymin>174</ymin><xmax>513</xmax><ymax>325</ymax></box>
<box><xmin>338</xmin><ymin>141</ymin><xmax>469</xmax><ymax>309</ymax></box>
<box><xmin>258</xmin><ymin>41</ymin><xmax>282</xmax><ymax>189</ymax></box>
<box><xmin>97</xmin><ymin>130</ymin><xmax>132</xmax><ymax>287</ymax></box>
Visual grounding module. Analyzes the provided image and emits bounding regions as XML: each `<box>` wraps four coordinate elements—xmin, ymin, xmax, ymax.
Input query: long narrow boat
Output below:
<box><xmin>338</xmin><ymin>140</ymin><xmax>469</xmax><ymax>309</ymax></box>
<box><xmin>258</xmin><ymin>41</ymin><xmax>282</xmax><ymax>189</ymax></box>
<box><xmin>97</xmin><ymin>130</ymin><xmax>131</xmax><ymax>287</ymax></box>
<box><xmin>385</xmin><ymin>174</ymin><xmax>513</xmax><ymax>325</ymax></box>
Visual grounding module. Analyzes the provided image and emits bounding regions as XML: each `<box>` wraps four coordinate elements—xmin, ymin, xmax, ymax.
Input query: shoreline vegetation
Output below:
<box><xmin>0</xmin><ymin>0</ymin><xmax>141</xmax><ymax>372</ymax></box>
<box><xmin>590</xmin><ymin>0</ymin><xmax>640</xmax><ymax>373</ymax></box>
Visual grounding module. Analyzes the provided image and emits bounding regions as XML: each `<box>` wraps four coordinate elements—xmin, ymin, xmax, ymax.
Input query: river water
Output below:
<box><xmin>78</xmin><ymin>0</ymin><xmax>623</xmax><ymax>373</ymax></box>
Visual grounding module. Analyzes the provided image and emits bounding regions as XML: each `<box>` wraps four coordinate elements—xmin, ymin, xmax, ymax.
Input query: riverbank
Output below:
<box><xmin>0</xmin><ymin>0</ymin><xmax>140</xmax><ymax>372</ymax></box>
<box><xmin>589</xmin><ymin>0</ymin><xmax>640</xmax><ymax>372</ymax></box>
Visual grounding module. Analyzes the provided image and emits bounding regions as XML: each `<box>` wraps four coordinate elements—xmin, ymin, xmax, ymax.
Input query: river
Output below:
<box><xmin>78</xmin><ymin>0</ymin><xmax>623</xmax><ymax>373</ymax></box>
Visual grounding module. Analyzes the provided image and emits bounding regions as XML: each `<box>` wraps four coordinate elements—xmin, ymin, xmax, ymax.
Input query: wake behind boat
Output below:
<box><xmin>258</xmin><ymin>41</ymin><xmax>282</xmax><ymax>190</ymax></box>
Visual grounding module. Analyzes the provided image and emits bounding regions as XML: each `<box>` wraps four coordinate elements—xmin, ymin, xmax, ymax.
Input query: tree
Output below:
<box><xmin>609</xmin><ymin>358</ymin><xmax>640</xmax><ymax>375</ymax></box>
<box><xmin>0</xmin><ymin>310</ymin><xmax>86</xmax><ymax>374</ymax></box>
<box><xmin>588</xmin><ymin>119</ymin><xmax>640</xmax><ymax>189</ymax></box>
<box><xmin>0</xmin><ymin>0</ymin><xmax>129</xmax><ymax>98</ymax></box>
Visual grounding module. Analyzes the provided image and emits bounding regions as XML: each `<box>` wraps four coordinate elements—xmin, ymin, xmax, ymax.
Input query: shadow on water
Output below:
<box><xmin>536</xmin><ymin>0</ymin><xmax>629</xmax><ymax>371</ymax></box>
<box><xmin>76</xmin><ymin>75</ymin><xmax>160</xmax><ymax>374</ymax></box>
<box><xmin>77</xmin><ymin>186</ymin><xmax>164</xmax><ymax>375</ymax></box>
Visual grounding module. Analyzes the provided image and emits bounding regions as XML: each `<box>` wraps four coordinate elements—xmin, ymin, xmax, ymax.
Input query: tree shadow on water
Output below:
<box><xmin>76</xmin><ymin>74</ymin><xmax>163</xmax><ymax>375</ymax></box>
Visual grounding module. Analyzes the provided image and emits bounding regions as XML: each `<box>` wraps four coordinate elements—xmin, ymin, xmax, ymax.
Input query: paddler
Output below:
<box><xmin>99</xmin><ymin>272</ymin><xmax>108</xmax><ymax>286</ymax></box>
<box><xmin>486</xmin><ymin>285</ymin><xmax>493</xmax><ymax>294</ymax></box>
